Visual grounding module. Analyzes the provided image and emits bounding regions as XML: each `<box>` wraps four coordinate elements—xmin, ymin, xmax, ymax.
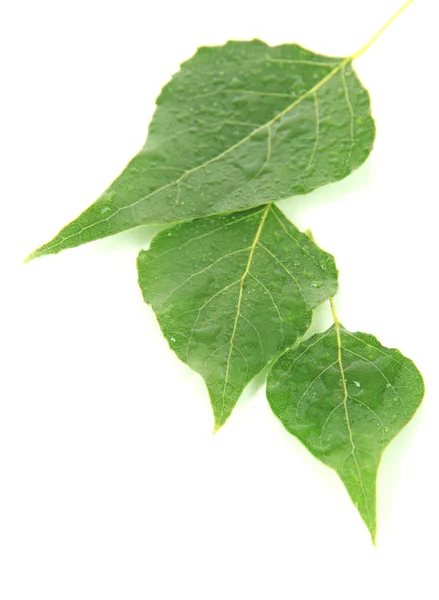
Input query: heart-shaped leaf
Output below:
<box><xmin>266</xmin><ymin>320</ymin><xmax>424</xmax><ymax>542</ymax></box>
<box><xmin>28</xmin><ymin>40</ymin><xmax>374</xmax><ymax>261</ymax></box>
<box><xmin>137</xmin><ymin>204</ymin><xmax>338</xmax><ymax>429</ymax></box>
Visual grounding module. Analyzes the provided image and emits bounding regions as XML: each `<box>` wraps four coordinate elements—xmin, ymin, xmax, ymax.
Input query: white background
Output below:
<box><xmin>1</xmin><ymin>0</ymin><xmax>438</xmax><ymax>598</ymax></box>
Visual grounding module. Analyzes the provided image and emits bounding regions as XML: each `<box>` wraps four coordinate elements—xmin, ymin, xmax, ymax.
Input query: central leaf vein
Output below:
<box><xmin>216</xmin><ymin>203</ymin><xmax>272</xmax><ymax>426</ymax></box>
<box><xmin>332</xmin><ymin>315</ymin><xmax>372</xmax><ymax>525</ymax></box>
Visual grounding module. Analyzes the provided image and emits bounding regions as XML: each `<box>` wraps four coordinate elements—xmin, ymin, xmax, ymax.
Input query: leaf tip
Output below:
<box><xmin>213</xmin><ymin>413</ymin><xmax>229</xmax><ymax>433</ymax></box>
<box><xmin>360</xmin><ymin>502</ymin><xmax>378</xmax><ymax>546</ymax></box>
<box><xmin>23</xmin><ymin>251</ymin><xmax>37</xmax><ymax>264</ymax></box>
<box><xmin>369</xmin><ymin>525</ymin><xmax>378</xmax><ymax>547</ymax></box>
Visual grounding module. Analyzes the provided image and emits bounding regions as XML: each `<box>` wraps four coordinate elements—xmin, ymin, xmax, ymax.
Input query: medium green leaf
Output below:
<box><xmin>137</xmin><ymin>204</ymin><xmax>338</xmax><ymax>430</ymax></box>
<box><xmin>27</xmin><ymin>40</ymin><xmax>374</xmax><ymax>261</ymax></box>
<box><xmin>266</xmin><ymin>320</ymin><xmax>424</xmax><ymax>542</ymax></box>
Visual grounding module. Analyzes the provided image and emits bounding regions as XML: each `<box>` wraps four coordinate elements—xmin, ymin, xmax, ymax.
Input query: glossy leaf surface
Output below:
<box><xmin>266</xmin><ymin>322</ymin><xmax>424</xmax><ymax>541</ymax></box>
<box><xmin>28</xmin><ymin>40</ymin><xmax>374</xmax><ymax>260</ymax></box>
<box><xmin>137</xmin><ymin>204</ymin><xmax>338</xmax><ymax>429</ymax></box>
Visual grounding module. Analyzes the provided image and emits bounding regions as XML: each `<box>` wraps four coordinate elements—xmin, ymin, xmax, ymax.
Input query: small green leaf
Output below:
<box><xmin>266</xmin><ymin>321</ymin><xmax>424</xmax><ymax>542</ymax></box>
<box><xmin>137</xmin><ymin>204</ymin><xmax>338</xmax><ymax>430</ymax></box>
<box><xmin>27</xmin><ymin>41</ymin><xmax>374</xmax><ymax>260</ymax></box>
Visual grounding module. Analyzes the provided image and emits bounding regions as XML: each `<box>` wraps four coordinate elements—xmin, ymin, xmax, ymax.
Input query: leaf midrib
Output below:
<box><xmin>215</xmin><ymin>203</ymin><xmax>271</xmax><ymax>428</ymax></box>
<box><xmin>333</xmin><ymin>321</ymin><xmax>372</xmax><ymax>527</ymax></box>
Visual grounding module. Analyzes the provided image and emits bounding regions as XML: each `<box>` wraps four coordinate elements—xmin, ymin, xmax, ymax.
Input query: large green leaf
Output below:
<box><xmin>137</xmin><ymin>204</ymin><xmax>338</xmax><ymax>430</ymax></box>
<box><xmin>266</xmin><ymin>320</ymin><xmax>424</xmax><ymax>542</ymax></box>
<box><xmin>28</xmin><ymin>40</ymin><xmax>374</xmax><ymax>261</ymax></box>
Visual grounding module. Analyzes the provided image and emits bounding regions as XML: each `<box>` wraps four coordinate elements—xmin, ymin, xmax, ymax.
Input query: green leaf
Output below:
<box><xmin>137</xmin><ymin>203</ymin><xmax>338</xmax><ymax>430</ymax></box>
<box><xmin>266</xmin><ymin>320</ymin><xmax>424</xmax><ymax>542</ymax></box>
<box><xmin>27</xmin><ymin>40</ymin><xmax>374</xmax><ymax>261</ymax></box>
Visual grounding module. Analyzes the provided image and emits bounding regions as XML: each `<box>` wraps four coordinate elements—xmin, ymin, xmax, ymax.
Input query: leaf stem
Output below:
<box><xmin>330</xmin><ymin>297</ymin><xmax>340</xmax><ymax>325</ymax></box>
<box><xmin>351</xmin><ymin>0</ymin><xmax>415</xmax><ymax>61</ymax></box>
